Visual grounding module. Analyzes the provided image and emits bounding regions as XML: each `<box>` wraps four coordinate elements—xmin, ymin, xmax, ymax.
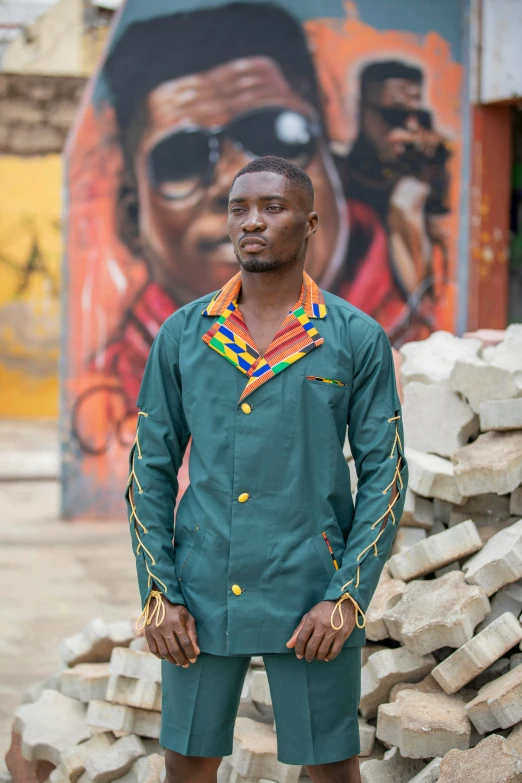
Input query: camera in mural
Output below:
<box><xmin>63</xmin><ymin>0</ymin><xmax>462</xmax><ymax>516</ymax></box>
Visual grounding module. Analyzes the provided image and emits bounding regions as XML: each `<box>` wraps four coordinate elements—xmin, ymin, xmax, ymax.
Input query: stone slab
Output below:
<box><xmin>432</xmin><ymin>613</ymin><xmax>522</xmax><ymax>694</ymax></box>
<box><xmin>463</xmin><ymin>519</ymin><xmax>522</xmax><ymax>596</ymax></box>
<box><xmin>452</xmin><ymin>432</ymin><xmax>522</xmax><ymax>497</ymax></box>
<box><xmin>405</xmin><ymin>449</ymin><xmax>467</xmax><ymax>504</ymax></box>
<box><xmin>388</xmin><ymin>519</ymin><xmax>482</xmax><ymax>581</ymax></box>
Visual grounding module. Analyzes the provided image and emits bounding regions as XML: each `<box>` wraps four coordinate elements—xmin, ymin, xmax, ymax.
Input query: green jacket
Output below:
<box><xmin>126</xmin><ymin>272</ymin><xmax>407</xmax><ymax>654</ymax></box>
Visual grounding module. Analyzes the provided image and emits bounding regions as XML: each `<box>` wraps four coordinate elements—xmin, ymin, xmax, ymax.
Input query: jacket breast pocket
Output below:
<box><xmin>176</xmin><ymin>527</ymin><xmax>207</xmax><ymax>585</ymax></box>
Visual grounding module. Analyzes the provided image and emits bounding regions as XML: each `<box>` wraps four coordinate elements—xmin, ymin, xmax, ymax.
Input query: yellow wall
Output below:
<box><xmin>0</xmin><ymin>156</ymin><xmax>62</xmax><ymax>417</ymax></box>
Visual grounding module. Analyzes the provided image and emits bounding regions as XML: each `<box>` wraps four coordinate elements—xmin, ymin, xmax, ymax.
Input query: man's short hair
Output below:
<box><xmin>360</xmin><ymin>60</ymin><xmax>424</xmax><ymax>104</ymax></box>
<box><xmin>102</xmin><ymin>2</ymin><xmax>322</xmax><ymax>157</ymax></box>
<box><xmin>233</xmin><ymin>156</ymin><xmax>314</xmax><ymax>205</ymax></box>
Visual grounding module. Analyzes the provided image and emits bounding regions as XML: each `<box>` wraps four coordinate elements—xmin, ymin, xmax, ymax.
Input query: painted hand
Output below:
<box><xmin>286</xmin><ymin>600</ymin><xmax>355</xmax><ymax>662</ymax></box>
<box><xmin>144</xmin><ymin>600</ymin><xmax>200</xmax><ymax>668</ymax></box>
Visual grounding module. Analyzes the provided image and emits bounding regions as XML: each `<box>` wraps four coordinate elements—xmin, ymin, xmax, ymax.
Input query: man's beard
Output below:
<box><xmin>235</xmin><ymin>251</ymin><xmax>299</xmax><ymax>274</ymax></box>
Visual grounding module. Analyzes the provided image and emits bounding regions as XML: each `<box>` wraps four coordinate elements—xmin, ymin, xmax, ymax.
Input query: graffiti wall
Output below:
<box><xmin>62</xmin><ymin>0</ymin><xmax>466</xmax><ymax>518</ymax></box>
<box><xmin>0</xmin><ymin>156</ymin><xmax>62</xmax><ymax>417</ymax></box>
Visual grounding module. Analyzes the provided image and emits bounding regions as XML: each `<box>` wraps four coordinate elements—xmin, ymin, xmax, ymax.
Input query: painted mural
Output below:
<box><xmin>0</xmin><ymin>156</ymin><xmax>62</xmax><ymax>417</ymax></box>
<box><xmin>62</xmin><ymin>0</ymin><xmax>464</xmax><ymax>518</ymax></box>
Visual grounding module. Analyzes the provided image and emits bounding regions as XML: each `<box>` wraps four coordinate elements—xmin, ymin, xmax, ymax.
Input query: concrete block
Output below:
<box><xmin>61</xmin><ymin>620</ymin><xmax>136</xmax><ymax>666</ymax></box>
<box><xmin>463</xmin><ymin>519</ymin><xmax>522</xmax><ymax>596</ymax></box>
<box><xmin>434</xmin><ymin>562</ymin><xmax>460</xmax><ymax>578</ymax></box>
<box><xmin>511</xmin><ymin>654</ymin><xmax>522</xmax><ymax>670</ymax></box>
<box><xmin>465</xmin><ymin>664</ymin><xmax>522</xmax><ymax>733</ymax></box>
<box><xmin>132</xmin><ymin>755</ymin><xmax>165</xmax><ymax>783</ymax></box>
<box><xmin>360</xmin><ymin>647</ymin><xmax>435</xmax><ymax>718</ymax></box>
<box><xmin>250</xmin><ymin>669</ymin><xmax>271</xmax><ymax>707</ymax></box>
<box><xmin>376</xmin><ymin>689</ymin><xmax>471</xmax><ymax>758</ymax></box>
<box><xmin>449</xmin><ymin>357</ymin><xmax>522</xmax><ymax>415</ymax></box>
<box><xmin>488</xmin><ymin>325</ymin><xmax>522</xmax><ymax>373</ymax></box>
<box><xmin>480</xmin><ymin>399</ymin><xmax>522</xmax><ymax>432</ymax></box>
<box><xmin>390</xmin><ymin>528</ymin><xmax>427</xmax><ymax>556</ymax></box>
<box><xmin>507</xmin><ymin>722</ymin><xmax>522</xmax><ymax>756</ymax></box>
<box><xmin>129</xmin><ymin>637</ymin><xmax>150</xmax><ymax>653</ymax></box>
<box><xmin>49</xmin><ymin>733</ymin><xmax>114</xmax><ymax>783</ymax></box>
<box><xmin>400</xmin><ymin>331</ymin><xmax>481</xmax><ymax>386</ymax></box>
<box><xmin>360</xmin><ymin>745</ymin><xmax>426</xmax><ymax>782</ymax></box>
<box><xmin>109</xmin><ymin>648</ymin><xmax>161</xmax><ymax>683</ymax></box>
<box><xmin>401</xmin><ymin>489</ymin><xmax>434</xmax><ymax>530</ymax></box>
<box><xmin>470</xmin><ymin>659</ymin><xmax>511</xmax><ymax>691</ymax></box>
<box><xmin>361</xmin><ymin>644</ymin><xmax>389</xmax><ymax>666</ymax></box>
<box><xmin>477</xmin><ymin>580</ymin><xmax>522</xmax><ymax>632</ymax></box>
<box><xmin>511</xmin><ymin>489</ymin><xmax>522</xmax><ymax>517</ymax></box>
<box><xmin>230</xmin><ymin>718</ymin><xmax>301</xmax><ymax>783</ymax></box>
<box><xmin>61</xmin><ymin>663</ymin><xmax>110</xmax><ymax>703</ymax></box>
<box><xmin>250</xmin><ymin>656</ymin><xmax>264</xmax><ymax>668</ymax></box>
<box><xmin>358</xmin><ymin>718</ymin><xmax>376</xmax><ymax>757</ymax></box>
<box><xmin>452</xmin><ymin>432</ymin><xmax>522</xmax><ymax>497</ymax></box>
<box><xmin>403</xmin><ymin>382</ymin><xmax>479</xmax><ymax>458</ymax></box>
<box><xmin>405</xmin><ymin>449</ymin><xmax>467</xmax><ymax>504</ymax></box>
<box><xmin>432</xmin><ymin>613</ymin><xmax>522</xmax><ymax>694</ymax></box>
<box><xmin>388</xmin><ymin>674</ymin><xmax>444</xmax><ymax>703</ymax></box>
<box><xmin>14</xmin><ymin>689</ymin><xmax>91</xmax><ymax>765</ymax></box>
<box><xmin>366</xmin><ymin>566</ymin><xmax>406</xmax><ymax>642</ymax></box>
<box><xmin>106</xmin><ymin>675</ymin><xmax>161</xmax><ymax>712</ymax></box>
<box><xmin>87</xmin><ymin>701</ymin><xmax>160</xmax><ymax>739</ymax></box>
<box><xmin>433</xmin><ymin>498</ymin><xmax>452</xmax><ymax>525</ymax></box>
<box><xmin>449</xmin><ymin>493</ymin><xmax>511</xmax><ymax>527</ymax></box>
<box><xmin>408</xmin><ymin>757</ymin><xmax>442</xmax><ymax>783</ymax></box>
<box><xmin>438</xmin><ymin>734</ymin><xmax>522</xmax><ymax>782</ymax></box>
<box><xmin>84</xmin><ymin>735</ymin><xmax>146</xmax><ymax>783</ymax></box>
<box><xmin>383</xmin><ymin>571</ymin><xmax>490</xmax><ymax>656</ymax></box>
<box><xmin>388</xmin><ymin>520</ymin><xmax>482</xmax><ymax>581</ymax></box>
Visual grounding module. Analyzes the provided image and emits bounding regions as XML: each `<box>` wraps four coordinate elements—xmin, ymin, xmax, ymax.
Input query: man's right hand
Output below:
<box><xmin>145</xmin><ymin>600</ymin><xmax>200</xmax><ymax>668</ymax></box>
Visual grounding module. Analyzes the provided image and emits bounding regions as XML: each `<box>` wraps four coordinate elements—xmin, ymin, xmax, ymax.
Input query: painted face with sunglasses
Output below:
<box><xmin>361</xmin><ymin>76</ymin><xmax>447</xmax><ymax>167</ymax></box>
<box><xmin>133</xmin><ymin>56</ymin><xmax>345</xmax><ymax>304</ymax></box>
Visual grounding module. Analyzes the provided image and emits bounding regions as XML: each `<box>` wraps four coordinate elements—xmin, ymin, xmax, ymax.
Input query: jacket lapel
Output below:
<box><xmin>202</xmin><ymin>272</ymin><xmax>327</xmax><ymax>402</ymax></box>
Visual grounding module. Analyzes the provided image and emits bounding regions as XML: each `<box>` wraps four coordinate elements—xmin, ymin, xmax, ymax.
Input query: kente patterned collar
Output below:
<box><xmin>201</xmin><ymin>272</ymin><xmax>327</xmax><ymax>402</ymax></box>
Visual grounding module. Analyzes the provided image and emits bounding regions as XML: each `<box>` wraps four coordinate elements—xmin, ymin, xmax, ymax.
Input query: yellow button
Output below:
<box><xmin>238</xmin><ymin>492</ymin><xmax>250</xmax><ymax>503</ymax></box>
<box><xmin>232</xmin><ymin>584</ymin><xmax>242</xmax><ymax>595</ymax></box>
<box><xmin>241</xmin><ymin>403</ymin><xmax>252</xmax><ymax>414</ymax></box>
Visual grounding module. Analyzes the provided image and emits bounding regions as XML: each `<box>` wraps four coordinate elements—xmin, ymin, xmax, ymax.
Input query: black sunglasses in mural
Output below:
<box><xmin>147</xmin><ymin>107</ymin><xmax>322</xmax><ymax>201</ymax></box>
<box><xmin>369</xmin><ymin>105</ymin><xmax>434</xmax><ymax>131</ymax></box>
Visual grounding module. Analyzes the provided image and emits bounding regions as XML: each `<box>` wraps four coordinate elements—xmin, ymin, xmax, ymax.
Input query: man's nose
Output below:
<box><xmin>241</xmin><ymin>210</ymin><xmax>265</xmax><ymax>233</ymax></box>
<box><xmin>206</xmin><ymin>139</ymin><xmax>252</xmax><ymax>212</ymax></box>
<box><xmin>405</xmin><ymin>114</ymin><xmax>420</xmax><ymax>132</ymax></box>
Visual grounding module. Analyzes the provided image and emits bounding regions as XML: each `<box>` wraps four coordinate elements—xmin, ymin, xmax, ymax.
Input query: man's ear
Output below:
<box><xmin>306</xmin><ymin>211</ymin><xmax>319</xmax><ymax>239</ymax></box>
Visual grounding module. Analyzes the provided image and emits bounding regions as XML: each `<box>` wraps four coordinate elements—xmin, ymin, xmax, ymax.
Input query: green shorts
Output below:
<box><xmin>160</xmin><ymin>648</ymin><xmax>361</xmax><ymax>766</ymax></box>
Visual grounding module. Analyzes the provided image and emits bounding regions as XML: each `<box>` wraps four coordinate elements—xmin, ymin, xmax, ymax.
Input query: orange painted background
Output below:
<box><xmin>62</xmin><ymin>1</ymin><xmax>463</xmax><ymax>518</ymax></box>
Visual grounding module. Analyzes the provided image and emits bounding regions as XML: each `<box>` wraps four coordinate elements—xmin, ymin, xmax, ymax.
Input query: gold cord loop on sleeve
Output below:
<box><xmin>136</xmin><ymin>589</ymin><xmax>165</xmax><ymax>631</ymax></box>
<box><xmin>331</xmin><ymin>590</ymin><xmax>366</xmax><ymax>631</ymax></box>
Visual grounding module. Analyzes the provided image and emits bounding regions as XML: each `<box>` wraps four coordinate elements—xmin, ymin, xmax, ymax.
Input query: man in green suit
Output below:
<box><xmin>126</xmin><ymin>156</ymin><xmax>407</xmax><ymax>782</ymax></box>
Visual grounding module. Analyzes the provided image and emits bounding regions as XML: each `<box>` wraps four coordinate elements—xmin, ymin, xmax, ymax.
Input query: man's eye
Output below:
<box><xmin>267</xmin><ymin>205</ymin><xmax>283</xmax><ymax>212</ymax></box>
<box><xmin>230</xmin><ymin>207</ymin><xmax>244</xmax><ymax>215</ymax></box>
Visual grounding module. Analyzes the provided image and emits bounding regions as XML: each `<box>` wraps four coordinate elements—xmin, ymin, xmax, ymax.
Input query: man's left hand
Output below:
<box><xmin>286</xmin><ymin>600</ymin><xmax>355</xmax><ymax>662</ymax></box>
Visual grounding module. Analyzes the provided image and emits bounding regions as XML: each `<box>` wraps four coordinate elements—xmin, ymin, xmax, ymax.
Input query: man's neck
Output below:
<box><xmin>237</xmin><ymin>264</ymin><xmax>304</xmax><ymax>317</ymax></box>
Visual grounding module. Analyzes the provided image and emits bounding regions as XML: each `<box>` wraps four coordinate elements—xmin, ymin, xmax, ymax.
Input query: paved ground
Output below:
<box><xmin>0</xmin><ymin>420</ymin><xmax>139</xmax><ymax>759</ymax></box>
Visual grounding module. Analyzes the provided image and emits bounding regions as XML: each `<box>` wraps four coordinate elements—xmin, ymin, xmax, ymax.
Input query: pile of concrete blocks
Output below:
<box><xmin>353</xmin><ymin>325</ymin><xmax>522</xmax><ymax>781</ymax></box>
<box><xmin>4</xmin><ymin>326</ymin><xmax>522</xmax><ymax>783</ymax></box>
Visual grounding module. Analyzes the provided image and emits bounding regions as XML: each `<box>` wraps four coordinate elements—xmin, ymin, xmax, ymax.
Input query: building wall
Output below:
<box><xmin>481</xmin><ymin>0</ymin><xmax>522</xmax><ymax>103</ymax></box>
<box><xmin>61</xmin><ymin>0</ymin><xmax>468</xmax><ymax>519</ymax></box>
<box><xmin>0</xmin><ymin>73</ymin><xmax>86</xmax><ymax>417</ymax></box>
<box><xmin>3</xmin><ymin>0</ymin><xmax>83</xmax><ymax>76</ymax></box>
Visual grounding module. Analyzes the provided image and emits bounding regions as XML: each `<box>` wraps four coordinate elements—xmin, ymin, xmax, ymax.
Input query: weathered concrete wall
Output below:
<box><xmin>2</xmin><ymin>0</ymin><xmax>83</xmax><ymax>76</ymax></box>
<box><xmin>0</xmin><ymin>73</ymin><xmax>86</xmax><ymax>417</ymax></box>
<box><xmin>481</xmin><ymin>0</ymin><xmax>522</xmax><ymax>103</ymax></box>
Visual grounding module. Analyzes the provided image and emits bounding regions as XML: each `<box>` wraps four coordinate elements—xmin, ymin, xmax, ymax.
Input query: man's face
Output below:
<box><xmin>227</xmin><ymin>171</ymin><xmax>317</xmax><ymax>274</ymax></box>
<box><xmin>132</xmin><ymin>56</ymin><xmax>341</xmax><ymax>302</ymax></box>
<box><xmin>361</xmin><ymin>77</ymin><xmax>427</xmax><ymax>158</ymax></box>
